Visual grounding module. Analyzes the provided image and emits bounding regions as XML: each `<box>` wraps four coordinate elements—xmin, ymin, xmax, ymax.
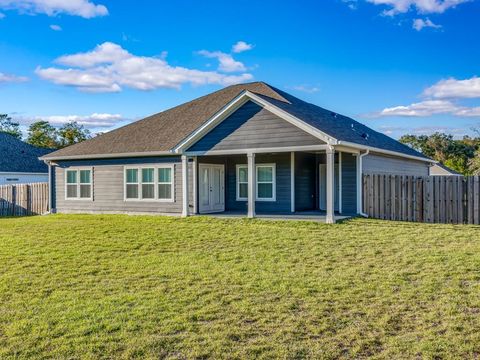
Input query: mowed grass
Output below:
<box><xmin>0</xmin><ymin>215</ymin><xmax>480</xmax><ymax>359</ymax></box>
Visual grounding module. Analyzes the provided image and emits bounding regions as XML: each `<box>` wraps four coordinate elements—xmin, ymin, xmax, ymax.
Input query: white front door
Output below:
<box><xmin>199</xmin><ymin>164</ymin><xmax>225</xmax><ymax>213</ymax></box>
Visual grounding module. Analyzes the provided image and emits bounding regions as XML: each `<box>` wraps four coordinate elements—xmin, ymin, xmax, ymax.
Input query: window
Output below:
<box><xmin>124</xmin><ymin>165</ymin><xmax>174</xmax><ymax>202</ymax></box>
<box><xmin>256</xmin><ymin>164</ymin><xmax>276</xmax><ymax>201</ymax></box>
<box><xmin>236</xmin><ymin>163</ymin><xmax>276</xmax><ymax>202</ymax></box>
<box><xmin>141</xmin><ymin>168</ymin><xmax>155</xmax><ymax>199</ymax></box>
<box><xmin>125</xmin><ymin>168</ymin><xmax>139</xmax><ymax>199</ymax></box>
<box><xmin>65</xmin><ymin>168</ymin><xmax>92</xmax><ymax>200</ymax></box>
<box><xmin>236</xmin><ymin>165</ymin><xmax>248</xmax><ymax>201</ymax></box>
<box><xmin>158</xmin><ymin>167</ymin><xmax>173</xmax><ymax>200</ymax></box>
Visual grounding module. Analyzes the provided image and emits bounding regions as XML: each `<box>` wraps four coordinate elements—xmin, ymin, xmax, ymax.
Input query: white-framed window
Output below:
<box><xmin>236</xmin><ymin>165</ymin><xmax>248</xmax><ymax>201</ymax></box>
<box><xmin>65</xmin><ymin>168</ymin><xmax>93</xmax><ymax>200</ymax></box>
<box><xmin>124</xmin><ymin>165</ymin><xmax>174</xmax><ymax>202</ymax></box>
<box><xmin>236</xmin><ymin>163</ymin><xmax>276</xmax><ymax>202</ymax></box>
<box><xmin>256</xmin><ymin>164</ymin><xmax>276</xmax><ymax>201</ymax></box>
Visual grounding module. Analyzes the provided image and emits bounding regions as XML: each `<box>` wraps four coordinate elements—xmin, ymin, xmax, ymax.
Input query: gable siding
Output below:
<box><xmin>363</xmin><ymin>153</ymin><xmax>429</xmax><ymax>176</ymax></box>
<box><xmin>54</xmin><ymin>156</ymin><xmax>193</xmax><ymax>214</ymax></box>
<box><xmin>188</xmin><ymin>101</ymin><xmax>324</xmax><ymax>152</ymax></box>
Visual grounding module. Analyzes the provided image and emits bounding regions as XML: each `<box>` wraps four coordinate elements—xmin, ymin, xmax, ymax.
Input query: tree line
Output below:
<box><xmin>399</xmin><ymin>132</ymin><xmax>480</xmax><ymax>176</ymax></box>
<box><xmin>0</xmin><ymin>114</ymin><xmax>91</xmax><ymax>149</ymax></box>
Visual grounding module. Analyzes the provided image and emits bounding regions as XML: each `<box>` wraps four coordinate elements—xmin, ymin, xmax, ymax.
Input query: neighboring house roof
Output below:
<box><xmin>42</xmin><ymin>81</ymin><xmax>430</xmax><ymax>161</ymax></box>
<box><xmin>430</xmin><ymin>162</ymin><xmax>462</xmax><ymax>176</ymax></box>
<box><xmin>0</xmin><ymin>133</ymin><xmax>52</xmax><ymax>173</ymax></box>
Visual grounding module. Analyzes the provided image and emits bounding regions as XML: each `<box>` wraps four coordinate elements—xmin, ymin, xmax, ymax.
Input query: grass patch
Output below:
<box><xmin>0</xmin><ymin>215</ymin><xmax>480</xmax><ymax>358</ymax></box>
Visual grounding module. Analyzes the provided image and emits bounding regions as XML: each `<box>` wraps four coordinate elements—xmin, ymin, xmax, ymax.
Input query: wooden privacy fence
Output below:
<box><xmin>0</xmin><ymin>183</ymin><xmax>48</xmax><ymax>216</ymax></box>
<box><xmin>363</xmin><ymin>174</ymin><xmax>480</xmax><ymax>224</ymax></box>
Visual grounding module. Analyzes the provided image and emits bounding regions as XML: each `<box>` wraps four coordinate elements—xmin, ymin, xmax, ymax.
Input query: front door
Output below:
<box><xmin>199</xmin><ymin>164</ymin><xmax>225</xmax><ymax>213</ymax></box>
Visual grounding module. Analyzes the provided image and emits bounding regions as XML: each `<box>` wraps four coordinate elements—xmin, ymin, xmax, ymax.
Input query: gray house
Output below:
<box><xmin>41</xmin><ymin>82</ymin><xmax>433</xmax><ymax>223</ymax></box>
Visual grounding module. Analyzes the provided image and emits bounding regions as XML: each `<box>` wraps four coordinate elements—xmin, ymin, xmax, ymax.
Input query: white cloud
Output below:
<box><xmin>366</xmin><ymin>0</ymin><xmax>470</xmax><ymax>16</ymax></box>
<box><xmin>36</xmin><ymin>42</ymin><xmax>254</xmax><ymax>93</ymax></box>
<box><xmin>198</xmin><ymin>50</ymin><xmax>247</xmax><ymax>73</ymax></box>
<box><xmin>423</xmin><ymin>77</ymin><xmax>480</xmax><ymax>99</ymax></box>
<box><xmin>376</xmin><ymin>99</ymin><xmax>458</xmax><ymax>116</ymax></box>
<box><xmin>16</xmin><ymin>113</ymin><xmax>125</xmax><ymax>128</ymax></box>
<box><xmin>0</xmin><ymin>0</ymin><xmax>107</xmax><ymax>18</ymax></box>
<box><xmin>232</xmin><ymin>41</ymin><xmax>253</xmax><ymax>53</ymax></box>
<box><xmin>412</xmin><ymin>17</ymin><xmax>442</xmax><ymax>30</ymax></box>
<box><xmin>291</xmin><ymin>84</ymin><xmax>320</xmax><ymax>93</ymax></box>
<box><xmin>49</xmin><ymin>24</ymin><xmax>61</xmax><ymax>31</ymax></box>
<box><xmin>0</xmin><ymin>71</ymin><xmax>28</xmax><ymax>83</ymax></box>
<box><xmin>342</xmin><ymin>0</ymin><xmax>359</xmax><ymax>10</ymax></box>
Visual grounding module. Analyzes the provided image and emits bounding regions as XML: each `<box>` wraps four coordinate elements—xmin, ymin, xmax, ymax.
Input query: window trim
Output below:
<box><xmin>236</xmin><ymin>163</ymin><xmax>276</xmax><ymax>202</ymax></box>
<box><xmin>256</xmin><ymin>163</ymin><xmax>276</xmax><ymax>202</ymax></box>
<box><xmin>123</xmin><ymin>164</ymin><xmax>175</xmax><ymax>202</ymax></box>
<box><xmin>236</xmin><ymin>164</ymin><xmax>248</xmax><ymax>201</ymax></box>
<box><xmin>64</xmin><ymin>167</ymin><xmax>93</xmax><ymax>201</ymax></box>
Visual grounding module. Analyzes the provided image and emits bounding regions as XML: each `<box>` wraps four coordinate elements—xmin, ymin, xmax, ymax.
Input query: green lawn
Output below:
<box><xmin>0</xmin><ymin>215</ymin><xmax>480</xmax><ymax>359</ymax></box>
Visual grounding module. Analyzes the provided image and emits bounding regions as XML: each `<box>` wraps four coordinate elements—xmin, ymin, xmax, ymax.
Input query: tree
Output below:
<box><xmin>0</xmin><ymin>114</ymin><xmax>22</xmax><ymax>139</ymax></box>
<box><xmin>469</xmin><ymin>149</ymin><xmax>480</xmax><ymax>175</ymax></box>
<box><xmin>400</xmin><ymin>132</ymin><xmax>478</xmax><ymax>175</ymax></box>
<box><xmin>26</xmin><ymin>121</ymin><xmax>59</xmax><ymax>149</ymax></box>
<box><xmin>57</xmin><ymin>121</ymin><xmax>91</xmax><ymax>148</ymax></box>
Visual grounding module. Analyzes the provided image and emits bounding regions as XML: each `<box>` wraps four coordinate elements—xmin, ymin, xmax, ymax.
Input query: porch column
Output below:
<box><xmin>192</xmin><ymin>156</ymin><xmax>197</xmax><ymax>214</ymax></box>
<box><xmin>181</xmin><ymin>155</ymin><xmax>189</xmax><ymax>217</ymax></box>
<box><xmin>326</xmin><ymin>146</ymin><xmax>335</xmax><ymax>224</ymax></box>
<box><xmin>291</xmin><ymin>152</ymin><xmax>295</xmax><ymax>213</ymax></box>
<box><xmin>247</xmin><ymin>153</ymin><xmax>256</xmax><ymax>218</ymax></box>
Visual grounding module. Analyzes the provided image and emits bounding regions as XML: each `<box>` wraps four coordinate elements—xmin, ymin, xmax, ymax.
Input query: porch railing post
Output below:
<box><xmin>247</xmin><ymin>153</ymin><xmax>256</xmax><ymax>218</ymax></box>
<box><xmin>326</xmin><ymin>146</ymin><xmax>335</xmax><ymax>224</ymax></box>
<box><xmin>291</xmin><ymin>151</ymin><xmax>295</xmax><ymax>213</ymax></box>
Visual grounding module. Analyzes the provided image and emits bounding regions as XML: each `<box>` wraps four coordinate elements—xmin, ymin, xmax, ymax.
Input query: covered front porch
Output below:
<box><xmin>180</xmin><ymin>146</ymin><xmax>361</xmax><ymax>223</ymax></box>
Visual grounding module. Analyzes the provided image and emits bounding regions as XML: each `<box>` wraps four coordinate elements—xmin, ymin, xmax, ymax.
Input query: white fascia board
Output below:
<box><xmin>173</xmin><ymin>91</ymin><xmax>338</xmax><ymax>153</ymax></box>
<box><xmin>337</xmin><ymin>140</ymin><xmax>436</xmax><ymax>163</ymax></box>
<box><xmin>0</xmin><ymin>171</ymin><xmax>48</xmax><ymax>175</ymax></box>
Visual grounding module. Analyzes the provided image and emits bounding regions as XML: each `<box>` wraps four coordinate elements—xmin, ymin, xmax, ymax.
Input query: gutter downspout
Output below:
<box><xmin>357</xmin><ymin>150</ymin><xmax>369</xmax><ymax>218</ymax></box>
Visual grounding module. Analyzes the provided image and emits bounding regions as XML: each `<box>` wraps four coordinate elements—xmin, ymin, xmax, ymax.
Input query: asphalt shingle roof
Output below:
<box><xmin>43</xmin><ymin>81</ymin><xmax>429</xmax><ymax>160</ymax></box>
<box><xmin>0</xmin><ymin>133</ymin><xmax>52</xmax><ymax>173</ymax></box>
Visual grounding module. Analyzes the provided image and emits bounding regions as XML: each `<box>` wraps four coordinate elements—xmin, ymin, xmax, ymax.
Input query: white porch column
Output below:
<box><xmin>181</xmin><ymin>155</ymin><xmax>189</xmax><ymax>217</ymax></box>
<box><xmin>338</xmin><ymin>151</ymin><xmax>342</xmax><ymax>214</ymax></box>
<box><xmin>326</xmin><ymin>146</ymin><xmax>335</xmax><ymax>224</ymax></box>
<box><xmin>247</xmin><ymin>153</ymin><xmax>256</xmax><ymax>218</ymax></box>
<box><xmin>192</xmin><ymin>156</ymin><xmax>197</xmax><ymax>214</ymax></box>
<box><xmin>291</xmin><ymin>151</ymin><xmax>295</xmax><ymax>213</ymax></box>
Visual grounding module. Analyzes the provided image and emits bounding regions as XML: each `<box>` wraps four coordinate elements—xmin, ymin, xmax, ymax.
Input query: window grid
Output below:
<box><xmin>65</xmin><ymin>168</ymin><xmax>92</xmax><ymax>200</ymax></box>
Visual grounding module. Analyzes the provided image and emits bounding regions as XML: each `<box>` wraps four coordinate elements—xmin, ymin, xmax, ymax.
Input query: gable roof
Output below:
<box><xmin>431</xmin><ymin>162</ymin><xmax>462</xmax><ymax>175</ymax></box>
<box><xmin>0</xmin><ymin>133</ymin><xmax>52</xmax><ymax>173</ymax></box>
<box><xmin>42</xmin><ymin>81</ymin><xmax>430</xmax><ymax>161</ymax></box>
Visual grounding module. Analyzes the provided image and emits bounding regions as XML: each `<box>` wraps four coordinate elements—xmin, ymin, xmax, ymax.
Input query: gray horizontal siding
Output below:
<box><xmin>341</xmin><ymin>153</ymin><xmax>357</xmax><ymax>214</ymax></box>
<box><xmin>188</xmin><ymin>101</ymin><xmax>324</xmax><ymax>152</ymax></box>
<box><xmin>54</xmin><ymin>156</ymin><xmax>193</xmax><ymax>214</ymax></box>
<box><xmin>363</xmin><ymin>153</ymin><xmax>429</xmax><ymax>176</ymax></box>
<box><xmin>225</xmin><ymin>153</ymin><xmax>291</xmax><ymax>213</ymax></box>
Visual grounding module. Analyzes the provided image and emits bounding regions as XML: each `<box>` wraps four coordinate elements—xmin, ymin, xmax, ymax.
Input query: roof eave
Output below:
<box><xmin>337</xmin><ymin>140</ymin><xmax>436</xmax><ymax>163</ymax></box>
<box><xmin>39</xmin><ymin>150</ymin><xmax>175</xmax><ymax>162</ymax></box>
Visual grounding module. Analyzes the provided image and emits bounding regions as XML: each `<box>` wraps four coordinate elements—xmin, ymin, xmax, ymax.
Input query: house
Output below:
<box><xmin>41</xmin><ymin>82</ymin><xmax>434</xmax><ymax>223</ymax></box>
<box><xmin>0</xmin><ymin>132</ymin><xmax>52</xmax><ymax>185</ymax></box>
<box><xmin>429</xmin><ymin>162</ymin><xmax>462</xmax><ymax>176</ymax></box>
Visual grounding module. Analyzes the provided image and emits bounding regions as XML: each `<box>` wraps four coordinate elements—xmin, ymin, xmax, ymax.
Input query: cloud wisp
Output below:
<box><xmin>15</xmin><ymin>113</ymin><xmax>127</xmax><ymax>131</ymax></box>
<box><xmin>372</xmin><ymin>76</ymin><xmax>480</xmax><ymax>118</ymax></box>
<box><xmin>36</xmin><ymin>42</ymin><xmax>254</xmax><ymax>93</ymax></box>
<box><xmin>412</xmin><ymin>17</ymin><xmax>442</xmax><ymax>30</ymax></box>
<box><xmin>365</xmin><ymin>0</ymin><xmax>470</xmax><ymax>16</ymax></box>
<box><xmin>232</xmin><ymin>41</ymin><xmax>254</xmax><ymax>53</ymax></box>
<box><xmin>0</xmin><ymin>0</ymin><xmax>108</xmax><ymax>18</ymax></box>
<box><xmin>0</xmin><ymin>71</ymin><xmax>28</xmax><ymax>83</ymax></box>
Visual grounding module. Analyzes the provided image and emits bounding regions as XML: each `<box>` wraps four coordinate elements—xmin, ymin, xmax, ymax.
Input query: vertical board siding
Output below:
<box><xmin>363</xmin><ymin>174</ymin><xmax>480</xmax><ymax>224</ymax></box>
<box><xmin>0</xmin><ymin>183</ymin><xmax>48</xmax><ymax>216</ymax></box>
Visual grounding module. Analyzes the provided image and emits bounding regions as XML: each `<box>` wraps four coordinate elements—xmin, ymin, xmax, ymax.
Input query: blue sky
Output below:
<box><xmin>0</xmin><ymin>0</ymin><xmax>479</xmax><ymax>139</ymax></box>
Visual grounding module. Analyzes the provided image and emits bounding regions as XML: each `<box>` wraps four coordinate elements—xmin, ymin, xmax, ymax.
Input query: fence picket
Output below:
<box><xmin>0</xmin><ymin>183</ymin><xmax>48</xmax><ymax>217</ymax></box>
